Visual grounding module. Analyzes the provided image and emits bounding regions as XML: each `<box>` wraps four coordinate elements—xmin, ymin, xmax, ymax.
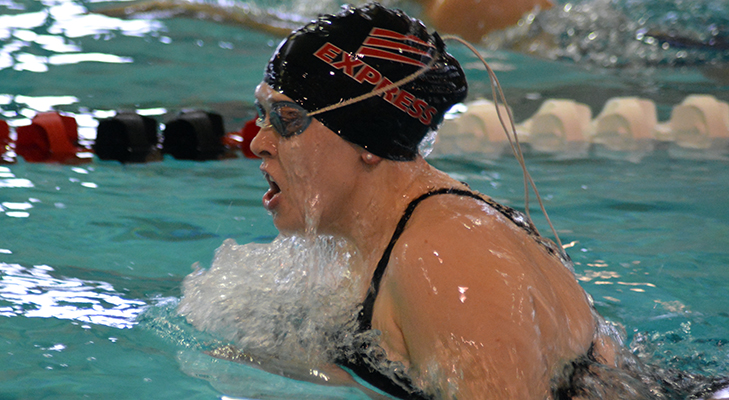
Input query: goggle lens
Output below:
<box><xmin>255</xmin><ymin>101</ymin><xmax>311</xmax><ymax>138</ymax></box>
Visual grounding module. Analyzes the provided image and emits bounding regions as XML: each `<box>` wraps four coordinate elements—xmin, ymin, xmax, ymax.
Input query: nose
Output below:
<box><xmin>250</xmin><ymin>123</ymin><xmax>277</xmax><ymax>158</ymax></box>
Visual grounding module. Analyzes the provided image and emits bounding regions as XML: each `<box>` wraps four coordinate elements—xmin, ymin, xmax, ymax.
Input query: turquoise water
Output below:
<box><xmin>1</xmin><ymin>0</ymin><xmax>729</xmax><ymax>398</ymax></box>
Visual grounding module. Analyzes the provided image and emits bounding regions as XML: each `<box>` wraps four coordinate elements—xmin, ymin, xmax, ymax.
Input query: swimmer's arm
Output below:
<box><xmin>206</xmin><ymin>345</ymin><xmax>393</xmax><ymax>400</ymax></box>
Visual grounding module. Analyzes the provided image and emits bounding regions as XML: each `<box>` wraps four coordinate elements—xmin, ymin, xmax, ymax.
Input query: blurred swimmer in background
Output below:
<box><xmin>416</xmin><ymin>0</ymin><xmax>552</xmax><ymax>42</ymax></box>
<box><xmin>96</xmin><ymin>0</ymin><xmax>728</xmax><ymax>72</ymax></box>
<box><xmin>96</xmin><ymin>0</ymin><xmax>729</xmax><ymax>81</ymax></box>
<box><xmin>96</xmin><ymin>0</ymin><xmax>551</xmax><ymax>43</ymax></box>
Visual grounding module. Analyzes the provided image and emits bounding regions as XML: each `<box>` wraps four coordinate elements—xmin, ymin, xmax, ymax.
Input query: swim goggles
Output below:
<box><xmin>255</xmin><ymin>101</ymin><xmax>312</xmax><ymax>138</ymax></box>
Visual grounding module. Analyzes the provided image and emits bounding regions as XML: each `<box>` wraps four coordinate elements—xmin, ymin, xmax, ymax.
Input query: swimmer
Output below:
<box><xmin>416</xmin><ymin>0</ymin><xmax>552</xmax><ymax>42</ymax></box>
<box><xmin>246</xmin><ymin>3</ymin><xmax>616</xmax><ymax>399</ymax></box>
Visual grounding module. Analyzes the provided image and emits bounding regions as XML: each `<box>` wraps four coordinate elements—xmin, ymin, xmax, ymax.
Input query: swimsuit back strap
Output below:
<box><xmin>358</xmin><ymin>188</ymin><xmax>483</xmax><ymax>330</ymax></box>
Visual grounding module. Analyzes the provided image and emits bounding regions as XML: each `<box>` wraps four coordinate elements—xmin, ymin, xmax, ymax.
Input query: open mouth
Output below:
<box><xmin>262</xmin><ymin>171</ymin><xmax>281</xmax><ymax>211</ymax></box>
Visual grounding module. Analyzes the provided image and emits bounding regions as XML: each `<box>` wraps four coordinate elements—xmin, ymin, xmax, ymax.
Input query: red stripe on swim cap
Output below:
<box><xmin>369</xmin><ymin>27</ymin><xmax>435</xmax><ymax>48</ymax></box>
<box><xmin>357</xmin><ymin>46</ymin><xmax>427</xmax><ymax>67</ymax></box>
<box><xmin>362</xmin><ymin>36</ymin><xmax>432</xmax><ymax>58</ymax></box>
<box><xmin>357</xmin><ymin>27</ymin><xmax>434</xmax><ymax>67</ymax></box>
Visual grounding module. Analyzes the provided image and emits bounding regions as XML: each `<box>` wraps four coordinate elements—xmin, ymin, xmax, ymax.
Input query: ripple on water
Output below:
<box><xmin>0</xmin><ymin>262</ymin><xmax>146</xmax><ymax>329</ymax></box>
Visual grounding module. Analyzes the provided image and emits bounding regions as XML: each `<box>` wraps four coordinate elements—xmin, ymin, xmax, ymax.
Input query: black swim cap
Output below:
<box><xmin>264</xmin><ymin>3</ymin><xmax>468</xmax><ymax>161</ymax></box>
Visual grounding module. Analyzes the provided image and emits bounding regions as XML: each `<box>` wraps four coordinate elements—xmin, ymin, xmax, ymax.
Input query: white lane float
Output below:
<box><xmin>522</xmin><ymin>99</ymin><xmax>592</xmax><ymax>155</ymax></box>
<box><xmin>438</xmin><ymin>95</ymin><xmax>729</xmax><ymax>159</ymax></box>
<box><xmin>590</xmin><ymin>97</ymin><xmax>657</xmax><ymax>154</ymax></box>
<box><xmin>433</xmin><ymin>99</ymin><xmax>511</xmax><ymax>157</ymax></box>
<box><xmin>667</xmin><ymin>95</ymin><xmax>729</xmax><ymax>150</ymax></box>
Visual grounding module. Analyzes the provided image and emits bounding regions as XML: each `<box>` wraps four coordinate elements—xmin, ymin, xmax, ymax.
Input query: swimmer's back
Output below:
<box><xmin>371</xmin><ymin>192</ymin><xmax>596</xmax><ymax>399</ymax></box>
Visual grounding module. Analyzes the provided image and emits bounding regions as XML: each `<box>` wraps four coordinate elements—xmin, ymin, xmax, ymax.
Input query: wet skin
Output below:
<box><xmin>251</xmin><ymin>82</ymin><xmax>604</xmax><ymax>399</ymax></box>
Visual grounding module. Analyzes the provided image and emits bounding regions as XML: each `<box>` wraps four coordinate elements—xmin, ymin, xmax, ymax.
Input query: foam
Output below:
<box><xmin>178</xmin><ymin>235</ymin><xmax>365</xmax><ymax>366</ymax></box>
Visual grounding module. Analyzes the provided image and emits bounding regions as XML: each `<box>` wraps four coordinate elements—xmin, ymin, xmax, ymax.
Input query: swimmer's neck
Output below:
<box><xmin>331</xmin><ymin>157</ymin><xmax>462</xmax><ymax>270</ymax></box>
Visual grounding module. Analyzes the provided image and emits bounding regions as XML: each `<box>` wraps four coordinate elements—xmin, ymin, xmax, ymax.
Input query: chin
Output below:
<box><xmin>272</xmin><ymin>215</ymin><xmax>306</xmax><ymax>236</ymax></box>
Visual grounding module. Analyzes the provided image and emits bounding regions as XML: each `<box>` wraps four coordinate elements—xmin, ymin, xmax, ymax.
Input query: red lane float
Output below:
<box><xmin>1</xmin><ymin>119</ymin><xmax>13</xmax><ymax>163</ymax></box>
<box><xmin>15</xmin><ymin>112</ymin><xmax>91</xmax><ymax>164</ymax></box>
<box><xmin>1</xmin><ymin>119</ymin><xmax>8</xmax><ymax>144</ymax></box>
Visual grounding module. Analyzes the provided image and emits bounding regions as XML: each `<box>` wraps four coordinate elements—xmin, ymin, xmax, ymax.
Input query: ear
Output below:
<box><xmin>361</xmin><ymin>151</ymin><xmax>382</xmax><ymax>165</ymax></box>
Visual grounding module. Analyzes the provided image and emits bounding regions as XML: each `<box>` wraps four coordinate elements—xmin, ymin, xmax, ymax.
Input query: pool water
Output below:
<box><xmin>1</xmin><ymin>0</ymin><xmax>728</xmax><ymax>398</ymax></box>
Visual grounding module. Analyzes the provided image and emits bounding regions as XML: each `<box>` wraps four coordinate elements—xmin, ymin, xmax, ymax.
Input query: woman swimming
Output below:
<box><xmin>179</xmin><ymin>3</ymin><xmax>729</xmax><ymax>399</ymax></box>
<box><xmin>243</xmin><ymin>3</ymin><xmax>610</xmax><ymax>399</ymax></box>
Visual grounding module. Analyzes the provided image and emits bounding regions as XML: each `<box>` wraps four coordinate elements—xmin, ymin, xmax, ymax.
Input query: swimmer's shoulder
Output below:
<box><xmin>399</xmin><ymin>190</ymin><xmax>571</xmax><ymax>270</ymax></box>
<box><xmin>377</xmin><ymin>193</ymin><xmax>597</xmax><ymax>396</ymax></box>
<box><xmin>385</xmin><ymin>190</ymin><xmax>597</xmax><ymax>337</ymax></box>
<box><xmin>384</xmin><ymin>192</ymin><xmax>536</xmax><ymax>294</ymax></box>
<box><xmin>400</xmin><ymin>189</ymin><xmax>529</xmax><ymax>246</ymax></box>
<box><xmin>376</xmin><ymin>194</ymin><xmax>576</xmax><ymax>398</ymax></box>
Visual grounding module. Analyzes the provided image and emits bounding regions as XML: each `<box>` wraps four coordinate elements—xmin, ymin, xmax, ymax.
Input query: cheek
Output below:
<box><xmin>278</xmin><ymin>145</ymin><xmax>327</xmax><ymax>212</ymax></box>
<box><xmin>278</xmin><ymin>127</ymin><xmax>359</xmax><ymax>221</ymax></box>
<box><xmin>316</xmin><ymin>162</ymin><xmax>360</xmax><ymax>213</ymax></box>
<box><xmin>281</xmin><ymin>148</ymin><xmax>320</xmax><ymax>189</ymax></box>
<box><xmin>282</xmin><ymin>134</ymin><xmax>334</xmax><ymax>185</ymax></box>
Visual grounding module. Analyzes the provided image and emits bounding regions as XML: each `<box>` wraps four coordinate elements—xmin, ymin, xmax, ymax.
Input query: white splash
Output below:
<box><xmin>178</xmin><ymin>235</ymin><xmax>365</xmax><ymax>365</ymax></box>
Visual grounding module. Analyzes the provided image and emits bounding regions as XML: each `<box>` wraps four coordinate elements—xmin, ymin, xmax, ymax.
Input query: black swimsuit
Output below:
<box><xmin>337</xmin><ymin>188</ymin><xmax>561</xmax><ymax>399</ymax></box>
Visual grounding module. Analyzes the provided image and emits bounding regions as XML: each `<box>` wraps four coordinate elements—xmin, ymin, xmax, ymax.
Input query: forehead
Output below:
<box><xmin>254</xmin><ymin>82</ymin><xmax>294</xmax><ymax>105</ymax></box>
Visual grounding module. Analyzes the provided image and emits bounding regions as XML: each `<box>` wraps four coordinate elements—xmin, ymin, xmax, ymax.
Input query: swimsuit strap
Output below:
<box><xmin>358</xmin><ymin>188</ymin><xmax>484</xmax><ymax>330</ymax></box>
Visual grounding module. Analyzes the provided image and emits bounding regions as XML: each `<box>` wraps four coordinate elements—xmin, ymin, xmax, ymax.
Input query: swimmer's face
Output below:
<box><xmin>250</xmin><ymin>83</ymin><xmax>364</xmax><ymax>235</ymax></box>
